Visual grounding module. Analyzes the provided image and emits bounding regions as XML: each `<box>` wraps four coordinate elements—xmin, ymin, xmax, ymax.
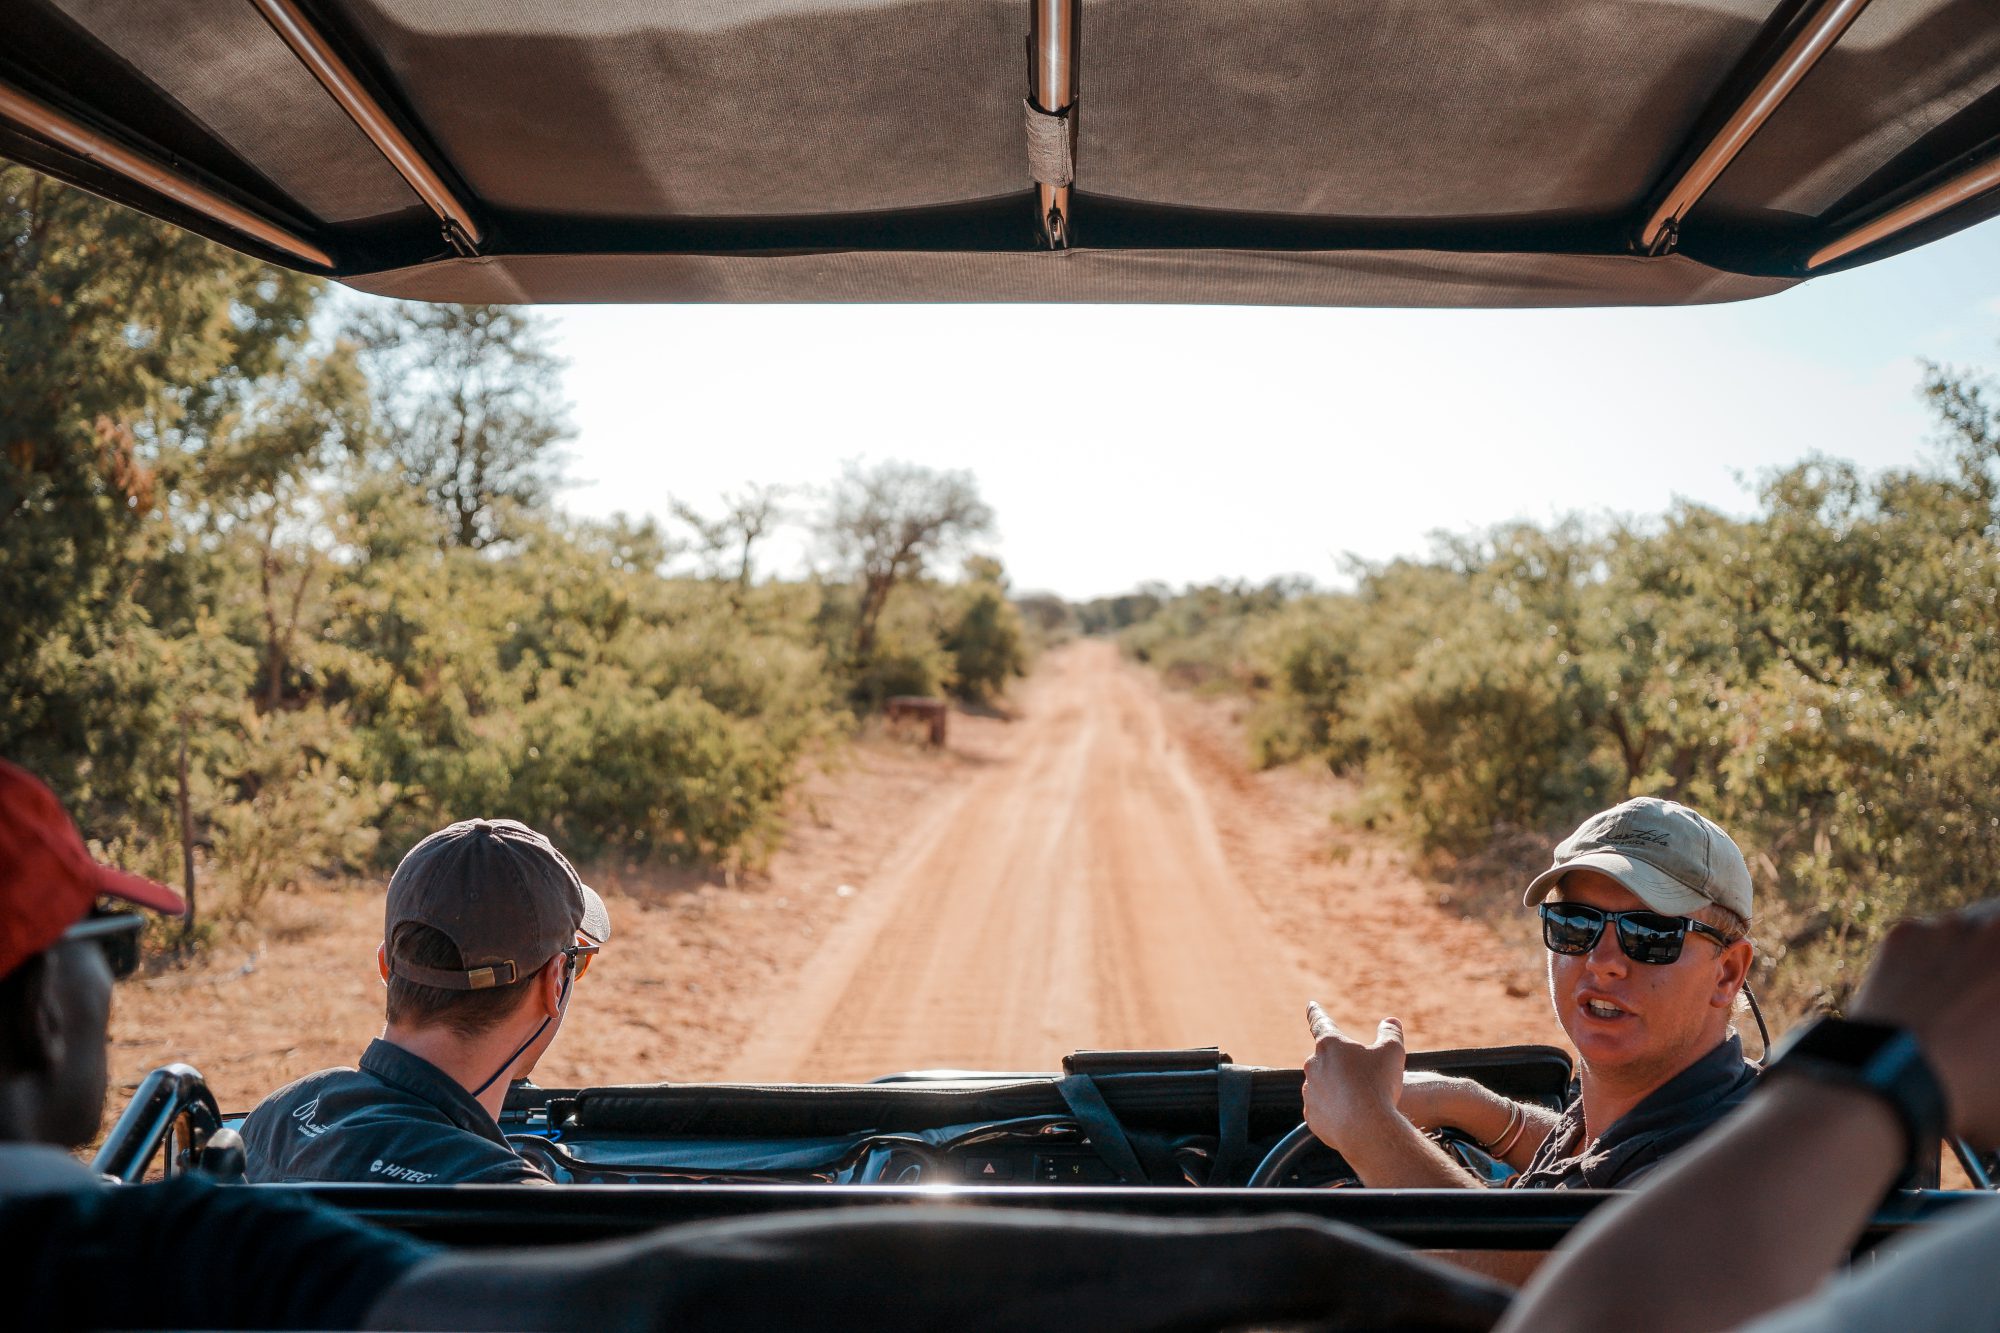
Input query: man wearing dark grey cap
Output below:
<box><xmin>1301</xmin><ymin>796</ymin><xmax>1759</xmax><ymax>1198</ymax></box>
<box><xmin>241</xmin><ymin>817</ymin><xmax>611</xmax><ymax>1184</ymax></box>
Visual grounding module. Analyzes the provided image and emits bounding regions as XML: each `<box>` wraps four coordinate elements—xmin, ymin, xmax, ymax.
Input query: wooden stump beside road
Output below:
<box><xmin>884</xmin><ymin>696</ymin><xmax>948</xmax><ymax>747</ymax></box>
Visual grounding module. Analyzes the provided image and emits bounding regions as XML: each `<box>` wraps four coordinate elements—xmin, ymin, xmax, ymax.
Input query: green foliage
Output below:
<box><xmin>353</xmin><ymin>302</ymin><xmax>569</xmax><ymax>549</ymax></box>
<box><xmin>940</xmin><ymin>564</ymin><xmax>1028</xmax><ymax>704</ymax></box>
<box><xmin>1</xmin><ymin>164</ymin><xmax>318</xmax><ymax>803</ymax></box>
<box><xmin>1074</xmin><ymin>585</ymin><xmax>1169</xmax><ymax>634</ymax></box>
<box><xmin>8</xmin><ymin>173</ymin><xmax>1025</xmax><ymax>935</ymax></box>
<box><xmin>206</xmin><ymin>704</ymin><xmax>389</xmax><ymax>918</ymax></box>
<box><xmin>1120</xmin><ymin>580</ymin><xmax>1298</xmax><ymax>689</ymax></box>
<box><xmin>839</xmin><ymin>587</ymin><xmax>955</xmax><ymax>709</ymax></box>
<box><xmin>504</xmin><ymin>676</ymin><xmax>794</xmax><ymax>862</ymax></box>
<box><xmin>819</xmin><ymin>459</ymin><xmax>995</xmax><ymax>663</ymax></box>
<box><xmin>1117</xmin><ymin>380</ymin><xmax>2000</xmax><ymax>1019</ymax></box>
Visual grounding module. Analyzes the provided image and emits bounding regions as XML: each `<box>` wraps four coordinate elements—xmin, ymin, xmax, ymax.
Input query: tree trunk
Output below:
<box><xmin>177</xmin><ymin>724</ymin><xmax>197</xmax><ymax>942</ymax></box>
<box><xmin>853</xmin><ymin>574</ymin><xmax>894</xmax><ymax>661</ymax></box>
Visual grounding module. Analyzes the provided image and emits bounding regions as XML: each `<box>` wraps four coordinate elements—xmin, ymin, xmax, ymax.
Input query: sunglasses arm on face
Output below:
<box><xmin>63</xmin><ymin>911</ymin><xmax>146</xmax><ymax>978</ymax></box>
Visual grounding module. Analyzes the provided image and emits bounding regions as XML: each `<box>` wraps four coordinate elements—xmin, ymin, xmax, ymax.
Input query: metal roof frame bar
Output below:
<box><xmin>1029</xmin><ymin>0</ymin><xmax>1080</xmax><ymax>249</ymax></box>
<box><xmin>1636</xmin><ymin>0</ymin><xmax>1873</xmax><ymax>256</ymax></box>
<box><xmin>1808</xmin><ymin>147</ymin><xmax>2000</xmax><ymax>270</ymax></box>
<box><xmin>0</xmin><ymin>78</ymin><xmax>334</xmax><ymax>269</ymax></box>
<box><xmin>247</xmin><ymin>0</ymin><xmax>484</xmax><ymax>256</ymax></box>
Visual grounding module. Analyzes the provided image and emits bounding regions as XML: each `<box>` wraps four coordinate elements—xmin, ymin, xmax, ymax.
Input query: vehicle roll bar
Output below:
<box><xmin>0</xmin><ymin>80</ymin><xmax>334</xmax><ymax>269</ymax></box>
<box><xmin>1027</xmin><ymin>0</ymin><xmax>1081</xmax><ymax>249</ymax></box>
<box><xmin>246</xmin><ymin>0</ymin><xmax>484</xmax><ymax>256</ymax></box>
<box><xmin>1807</xmin><ymin>146</ymin><xmax>2000</xmax><ymax>270</ymax></box>
<box><xmin>1636</xmin><ymin>0</ymin><xmax>1873</xmax><ymax>256</ymax></box>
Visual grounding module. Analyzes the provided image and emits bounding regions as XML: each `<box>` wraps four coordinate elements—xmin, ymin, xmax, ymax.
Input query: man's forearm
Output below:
<box><xmin>1497</xmin><ymin>1079</ymin><xmax>1905</xmax><ymax>1333</ymax></box>
<box><xmin>1338</xmin><ymin>1110</ymin><xmax>1484</xmax><ymax>1189</ymax></box>
<box><xmin>1426</xmin><ymin>1082</ymin><xmax>1559</xmax><ymax>1172</ymax></box>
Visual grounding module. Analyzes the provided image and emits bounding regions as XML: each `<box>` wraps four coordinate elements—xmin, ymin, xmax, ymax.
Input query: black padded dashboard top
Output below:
<box><xmin>524</xmin><ymin>1046</ymin><xmax>1574</xmax><ymax>1139</ymax></box>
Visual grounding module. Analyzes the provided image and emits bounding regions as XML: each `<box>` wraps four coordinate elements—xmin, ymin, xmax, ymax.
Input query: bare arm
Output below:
<box><xmin>1500</xmin><ymin>903</ymin><xmax>2000</xmax><ymax>1333</ymax></box>
<box><xmin>1401</xmin><ymin>1074</ymin><xmax>1561</xmax><ymax>1172</ymax></box>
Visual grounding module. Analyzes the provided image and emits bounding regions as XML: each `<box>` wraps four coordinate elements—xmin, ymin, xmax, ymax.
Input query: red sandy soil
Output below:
<box><xmin>108</xmin><ymin>639</ymin><xmax>1561</xmax><ymax>1113</ymax></box>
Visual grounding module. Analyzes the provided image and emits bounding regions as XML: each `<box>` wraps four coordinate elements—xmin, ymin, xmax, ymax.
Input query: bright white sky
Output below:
<box><xmin>522</xmin><ymin>221</ymin><xmax>2000</xmax><ymax>601</ymax></box>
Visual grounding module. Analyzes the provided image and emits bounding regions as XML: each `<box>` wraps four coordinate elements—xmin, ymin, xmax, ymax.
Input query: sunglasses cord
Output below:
<box><xmin>471</xmin><ymin>961</ymin><xmax>575</xmax><ymax>1099</ymax></box>
<box><xmin>1743</xmin><ymin>983</ymin><xmax>1771</xmax><ymax>1061</ymax></box>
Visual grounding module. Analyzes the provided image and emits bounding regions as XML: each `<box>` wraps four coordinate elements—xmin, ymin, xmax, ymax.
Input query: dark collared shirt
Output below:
<box><xmin>241</xmin><ymin>1038</ymin><xmax>549</xmax><ymax>1184</ymax></box>
<box><xmin>1509</xmin><ymin>1034</ymin><xmax>1758</xmax><ymax>1189</ymax></box>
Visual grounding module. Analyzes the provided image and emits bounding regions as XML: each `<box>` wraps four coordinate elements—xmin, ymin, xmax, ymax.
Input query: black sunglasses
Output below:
<box><xmin>1539</xmin><ymin>902</ymin><xmax>1733</xmax><ymax>966</ymax></box>
<box><xmin>64</xmin><ymin>908</ymin><xmax>145</xmax><ymax>980</ymax></box>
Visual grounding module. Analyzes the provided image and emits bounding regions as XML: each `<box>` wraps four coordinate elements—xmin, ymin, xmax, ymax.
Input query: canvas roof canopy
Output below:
<box><xmin>4</xmin><ymin>0</ymin><xmax>1998</xmax><ymax>306</ymax></box>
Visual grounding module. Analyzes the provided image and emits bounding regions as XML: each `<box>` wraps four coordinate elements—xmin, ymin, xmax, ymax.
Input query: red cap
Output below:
<box><xmin>0</xmin><ymin>760</ymin><xmax>185</xmax><ymax>979</ymax></box>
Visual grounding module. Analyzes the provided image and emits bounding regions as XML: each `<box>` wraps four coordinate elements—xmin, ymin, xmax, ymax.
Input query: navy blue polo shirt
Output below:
<box><xmin>1510</xmin><ymin>1033</ymin><xmax>1758</xmax><ymax>1189</ymax></box>
<box><xmin>241</xmin><ymin>1038</ymin><xmax>550</xmax><ymax>1185</ymax></box>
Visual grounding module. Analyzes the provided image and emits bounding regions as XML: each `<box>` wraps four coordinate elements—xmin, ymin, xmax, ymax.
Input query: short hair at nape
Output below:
<box><xmin>384</xmin><ymin>923</ymin><xmax>536</xmax><ymax>1038</ymax></box>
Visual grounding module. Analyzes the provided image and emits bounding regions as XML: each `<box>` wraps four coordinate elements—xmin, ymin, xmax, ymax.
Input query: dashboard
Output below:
<box><xmin>497</xmin><ymin>1046</ymin><xmax>1570</xmax><ymax>1189</ymax></box>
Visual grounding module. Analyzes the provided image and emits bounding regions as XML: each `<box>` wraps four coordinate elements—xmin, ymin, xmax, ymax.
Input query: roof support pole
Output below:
<box><xmin>1028</xmin><ymin>0</ymin><xmax>1081</xmax><ymax>249</ymax></box>
<box><xmin>0</xmin><ymin>78</ymin><xmax>335</xmax><ymax>268</ymax></box>
<box><xmin>246</xmin><ymin>0</ymin><xmax>484</xmax><ymax>255</ymax></box>
<box><xmin>1807</xmin><ymin>147</ymin><xmax>2000</xmax><ymax>269</ymax></box>
<box><xmin>1636</xmin><ymin>0</ymin><xmax>1873</xmax><ymax>256</ymax></box>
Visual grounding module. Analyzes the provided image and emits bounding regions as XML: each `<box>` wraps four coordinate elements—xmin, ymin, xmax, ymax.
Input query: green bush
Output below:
<box><xmin>504</xmin><ymin>678</ymin><xmax>792</xmax><ymax>864</ymax></box>
<box><xmin>941</xmin><ymin>581</ymin><xmax>1028</xmax><ymax>703</ymax></box>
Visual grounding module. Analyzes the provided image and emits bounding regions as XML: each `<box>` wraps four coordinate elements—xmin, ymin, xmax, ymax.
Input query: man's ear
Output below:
<box><xmin>0</xmin><ymin>954</ymin><xmax>61</xmax><ymax>1076</ymax></box>
<box><xmin>377</xmin><ymin>942</ymin><xmax>391</xmax><ymax>984</ymax></box>
<box><xmin>535</xmin><ymin>955</ymin><xmax>567</xmax><ymax>1020</ymax></box>
<box><xmin>1712</xmin><ymin>939</ymin><xmax>1754</xmax><ymax>1008</ymax></box>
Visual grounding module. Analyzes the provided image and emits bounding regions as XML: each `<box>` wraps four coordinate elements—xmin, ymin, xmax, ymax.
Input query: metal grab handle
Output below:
<box><xmin>92</xmin><ymin>1062</ymin><xmax>225</xmax><ymax>1183</ymax></box>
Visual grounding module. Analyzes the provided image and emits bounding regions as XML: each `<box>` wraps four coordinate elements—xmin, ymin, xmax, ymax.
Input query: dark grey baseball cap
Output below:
<box><xmin>385</xmin><ymin>818</ymin><xmax>610</xmax><ymax>991</ymax></box>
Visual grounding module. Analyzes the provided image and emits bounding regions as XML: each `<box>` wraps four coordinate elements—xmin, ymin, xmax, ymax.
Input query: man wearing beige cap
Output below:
<box><xmin>242</xmin><ymin>817</ymin><xmax>611</xmax><ymax>1184</ymax></box>
<box><xmin>1302</xmin><ymin>796</ymin><xmax>1757</xmax><ymax>1192</ymax></box>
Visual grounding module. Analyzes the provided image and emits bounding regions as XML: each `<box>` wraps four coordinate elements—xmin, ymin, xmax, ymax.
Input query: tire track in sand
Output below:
<box><xmin>729</xmin><ymin>640</ymin><xmax>1343</xmax><ymax>1079</ymax></box>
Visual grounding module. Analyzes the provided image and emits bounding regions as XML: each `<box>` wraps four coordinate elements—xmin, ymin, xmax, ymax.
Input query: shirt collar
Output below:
<box><xmin>1529</xmin><ymin>1033</ymin><xmax>1754</xmax><ymax>1178</ymax></box>
<box><xmin>1593</xmin><ymin>1033</ymin><xmax>1753</xmax><ymax>1144</ymax></box>
<box><xmin>359</xmin><ymin>1038</ymin><xmax>511</xmax><ymax>1146</ymax></box>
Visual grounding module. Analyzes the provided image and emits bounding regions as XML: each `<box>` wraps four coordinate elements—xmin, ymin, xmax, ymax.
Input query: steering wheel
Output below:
<box><xmin>1245</xmin><ymin>1122</ymin><xmax>1334</xmax><ymax>1187</ymax></box>
<box><xmin>1246</xmin><ymin>1122</ymin><xmax>1505</xmax><ymax>1187</ymax></box>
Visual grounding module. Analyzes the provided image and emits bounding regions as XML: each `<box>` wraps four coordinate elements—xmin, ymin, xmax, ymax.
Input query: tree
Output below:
<box><xmin>819</xmin><ymin>461</ymin><xmax>994</xmax><ymax>661</ymax></box>
<box><xmin>671</xmin><ymin>483</ymin><xmax>787</xmax><ymax>592</ymax></box>
<box><xmin>355</xmin><ymin>303</ymin><xmax>569</xmax><ymax>548</ymax></box>
<box><xmin>0</xmin><ymin>165</ymin><xmax>319</xmax><ymax>804</ymax></box>
<box><xmin>941</xmin><ymin>559</ymin><xmax>1028</xmax><ymax>703</ymax></box>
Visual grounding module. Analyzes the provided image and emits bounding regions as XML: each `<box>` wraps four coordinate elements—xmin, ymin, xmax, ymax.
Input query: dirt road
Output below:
<box><xmin>112</xmin><ymin>639</ymin><xmax>1560</xmax><ymax>1109</ymax></box>
<box><xmin>730</xmin><ymin>640</ymin><xmax>1558</xmax><ymax>1081</ymax></box>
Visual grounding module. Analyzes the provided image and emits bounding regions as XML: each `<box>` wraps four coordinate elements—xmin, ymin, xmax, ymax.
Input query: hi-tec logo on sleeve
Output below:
<box><xmin>368</xmin><ymin>1158</ymin><xmax>437</xmax><ymax>1183</ymax></box>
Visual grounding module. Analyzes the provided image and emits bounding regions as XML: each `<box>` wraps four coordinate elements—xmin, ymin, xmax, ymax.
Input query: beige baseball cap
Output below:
<box><xmin>1523</xmin><ymin>797</ymin><xmax>1752</xmax><ymax>920</ymax></box>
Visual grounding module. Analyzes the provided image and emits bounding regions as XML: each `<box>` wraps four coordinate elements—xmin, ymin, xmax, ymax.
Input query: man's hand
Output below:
<box><xmin>1302</xmin><ymin>1001</ymin><xmax>1409</xmax><ymax>1152</ymax></box>
<box><xmin>1848</xmin><ymin>899</ymin><xmax>2000</xmax><ymax>1146</ymax></box>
